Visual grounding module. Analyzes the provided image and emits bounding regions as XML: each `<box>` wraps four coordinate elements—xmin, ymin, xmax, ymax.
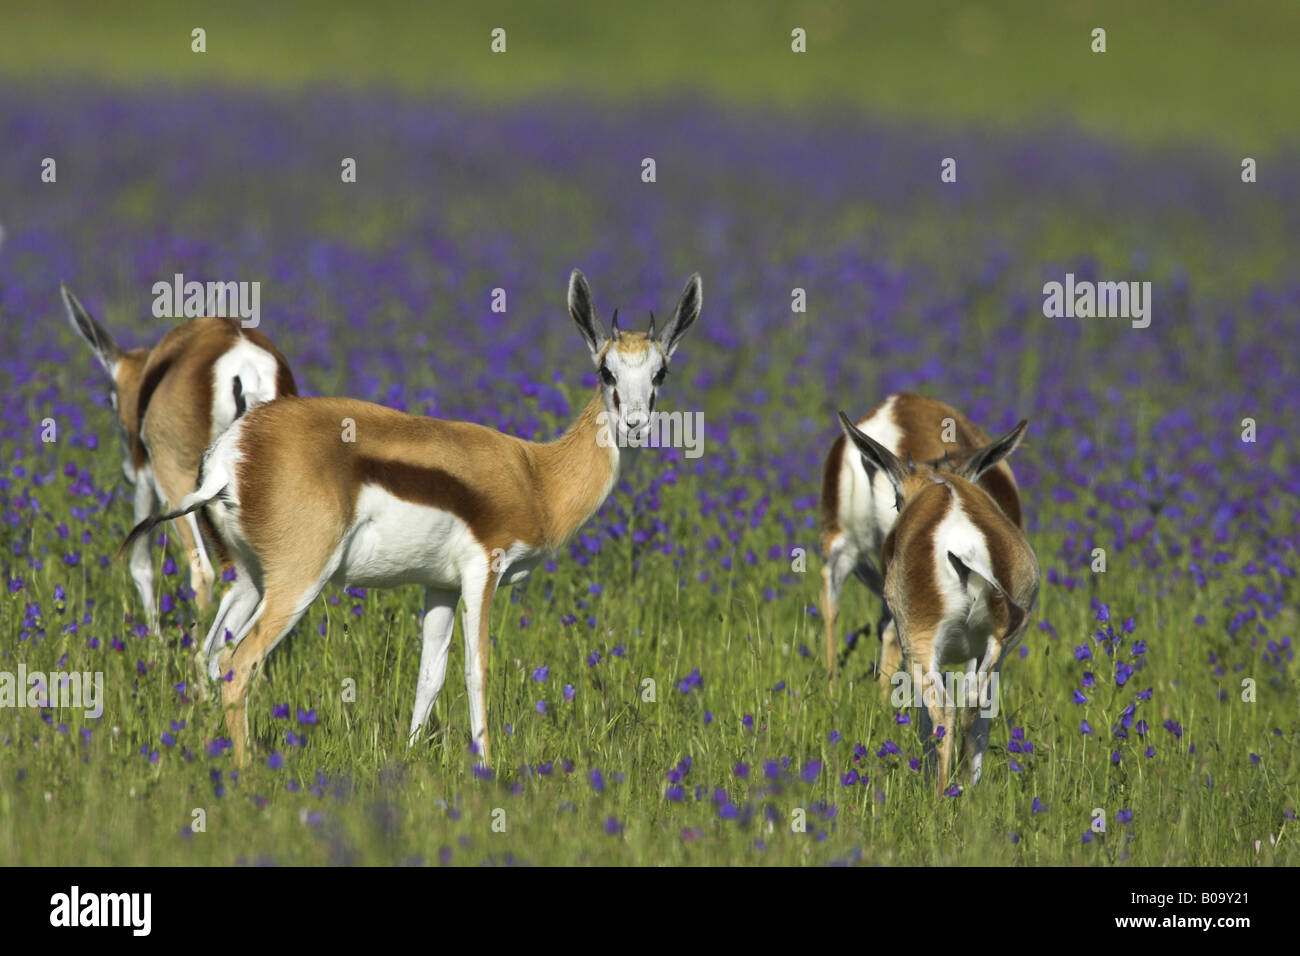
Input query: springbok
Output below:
<box><xmin>837</xmin><ymin>410</ymin><xmax>1038</xmax><ymax>790</ymax></box>
<box><xmin>122</xmin><ymin>269</ymin><xmax>702</xmax><ymax>767</ymax></box>
<box><xmin>820</xmin><ymin>393</ymin><xmax>1025</xmax><ymax>683</ymax></box>
<box><xmin>62</xmin><ymin>284</ymin><xmax>296</xmax><ymax>628</ymax></box>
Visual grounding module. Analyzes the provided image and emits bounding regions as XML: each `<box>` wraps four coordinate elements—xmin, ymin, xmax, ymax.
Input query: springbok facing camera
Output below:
<box><xmin>122</xmin><ymin>269</ymin><xmax>702</xmax><ymax>767</ymax></box>
<box><xmin>62</xmin><ymin>284</ymin><xmax>297</xmax><ymax>628</ymax></box>
<box><xmin>837</xmin><ymin>411</ymin><xmax>1039</xmax><ymax>791</ymax></box>
<box><xmin>820</xmin><ymin>394</ymin><xmax>1025</xmax><ymax>683</ymax></box>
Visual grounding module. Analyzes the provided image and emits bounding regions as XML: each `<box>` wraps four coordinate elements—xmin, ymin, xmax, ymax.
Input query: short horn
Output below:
<box><xmin>647</xmin><ymin>311</ymin><xmax>656</xmax><ymax>339</ymax></box>
<box><xmin>611</xmin><ymin>308</ymin><xmax>621</xmax><ymax>341</ymax></box>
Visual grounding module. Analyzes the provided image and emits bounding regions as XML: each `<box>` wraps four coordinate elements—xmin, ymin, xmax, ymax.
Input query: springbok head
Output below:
<box><xmin>61</xmin><ymin>284</ymin><xmax>149</xmax><ymax>484</ymax></box>
<box><xmin>568</xmin><ymin>269</ymin><xmax>702</xmax><ymax>447</ymax></box>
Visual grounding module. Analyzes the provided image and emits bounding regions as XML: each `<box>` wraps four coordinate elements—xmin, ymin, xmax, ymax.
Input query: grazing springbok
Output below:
<box><xmin>122</xmin><ymin>269</ymin><xmax>702</xmax><ymax>767</ymax></box>
<box><xmin>820</xmin><ymin>394</ymin><xmax>1025</xmax><ymax>683</ymax></box>
<box><xmin>837</xmin><ymin>411</ymin><xmax>1038</xmax><ymax>790</ymax></box>
<box><xmin>62</xmin><ymin>284</ymin><xmax>296</xmax><ymax>628</ymax></box>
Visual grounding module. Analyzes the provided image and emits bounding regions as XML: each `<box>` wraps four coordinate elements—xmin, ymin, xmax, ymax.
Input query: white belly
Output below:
<box><xmin>338</xmin><ymin>486</ymin><xmax>477</xmax><ymax>589</ymax></box>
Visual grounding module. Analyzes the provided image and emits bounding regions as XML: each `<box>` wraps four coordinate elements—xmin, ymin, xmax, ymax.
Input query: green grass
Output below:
<box><xmin>4</xmin><ymin>0</ymin><xmax>1299</xmax><ymax>149</ymax></box>
<box><xmin>2</xmin><ymin>359</ymin><xmax>1295</xmax><ymax>866</ymax></box>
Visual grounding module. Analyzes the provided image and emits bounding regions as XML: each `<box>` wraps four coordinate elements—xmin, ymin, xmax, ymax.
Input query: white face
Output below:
<box><xmin>567</xmin><ymin>269</ymin><xmax>701</xmax><ymax>450</ymax></box>
<box><xmin>598</xmin><ymin>334</ymin><xmax>668</xmax><ymax>446</ymax></box>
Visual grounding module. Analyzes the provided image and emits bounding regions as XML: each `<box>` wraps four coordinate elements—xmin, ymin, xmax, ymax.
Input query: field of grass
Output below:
<box><xmin>3</xmin><ymin>1</ymin><xmax>1298</xmax><ymax>149</ymax></box>
<box><xmin>0</xmin><ymin>4</ymin><xmax>1297</xmax><ymax>867</ymax></box>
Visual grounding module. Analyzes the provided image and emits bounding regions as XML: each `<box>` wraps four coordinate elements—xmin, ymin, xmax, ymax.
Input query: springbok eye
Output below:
<box><xmin>599</xmin><ymin>365</ymin><xmax>617</xmax><ymax>386</ymax></box>
<box><xmin>652</xmin><ymin>367</ymin><xmax>667</xmax><ymax>387</ymax></box>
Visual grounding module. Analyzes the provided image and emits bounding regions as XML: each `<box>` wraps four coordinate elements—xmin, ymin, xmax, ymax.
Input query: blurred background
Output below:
<box><xmin>3</xmin><ymin>0</ymin><xmax>1297</xmax><ymax>145</ymax></box>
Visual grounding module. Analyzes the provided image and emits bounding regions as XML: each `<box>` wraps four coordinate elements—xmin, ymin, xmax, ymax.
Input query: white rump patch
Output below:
<box><xmin>838</xmin><ymin>394</ymin><xmax>904</xmax><ymax>552</ymax></box>
<box><xmin>211</xmin><ymin>339</ymin><xmax>282</xmax><ymax>438</ymax></box>
<box><xmin>932</xmin><ymin>498</ymin><xmax>997</xmax><ymax>665</ymax></box>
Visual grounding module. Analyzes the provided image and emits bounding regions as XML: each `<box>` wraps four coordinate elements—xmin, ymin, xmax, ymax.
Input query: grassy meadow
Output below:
<box><xmin>0</xmin><ymin>2</ymin><xmax>1296</xmax><ymax>866</ymax></box>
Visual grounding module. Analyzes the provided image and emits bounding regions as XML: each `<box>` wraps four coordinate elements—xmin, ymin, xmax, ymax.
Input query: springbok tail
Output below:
<box><xmin>946</xmin><ymin>551</ymin><xmax>1026</xmax><ymax>637</ymax></box>
<box><xmin>118</xmin><ymin>468</ymin><xmax>229</xmax><ymax>559</ymax></box>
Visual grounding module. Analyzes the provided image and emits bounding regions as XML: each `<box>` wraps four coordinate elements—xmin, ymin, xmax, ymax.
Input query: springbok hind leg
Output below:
<box><xmin>218</xmin><ymin>582</ymin><xmax>316</xmax><ymax>767</ymax></box>
<box><xmin>196</xmin><ymin>575</ymin><xmax>262</xmax><ymax>702</ymax></box>
<box><xmin>182</xmin><ymin>512</ymin><xmax>216</xmax><ymax>614</ymax></box>
<box><xmin>820</xmin><ymin>535</ymin><xmax>858</xmax><ymax>683</ymax></box>
<box><xmin>128</xmin><ymin>469</ymin><xmax>158</xmax><ymax>631</ymax></box>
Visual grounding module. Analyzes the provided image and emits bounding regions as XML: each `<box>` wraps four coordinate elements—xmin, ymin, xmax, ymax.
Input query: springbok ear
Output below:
<box><xmin>61</xmin><ymin>283</ymin><xmax>122</xmax><ymax>375</ymax></box>
<box><xmin>838</xmin><ymin>411</ymin><xmax>909</xmax><ymax>505</ymax></box>
<box><xmin>657</xmin><ymin>273</ymin><xmax>702</xmax><ymax>359</ymax></box>
<box><xmin>568</xmin><ymin>269</ymin><xmax>608</xmax><ymax>359</ymax></box>
<box><xmin>957</xmin><ymin>420</ymin><xmax>1028</xmax><ymax>482</ymax></box>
